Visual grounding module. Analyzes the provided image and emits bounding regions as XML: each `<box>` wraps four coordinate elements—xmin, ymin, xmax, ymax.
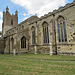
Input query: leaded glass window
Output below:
<box><xmin>43</xmin><ymin>22</ymin><xmax>49</xmax><ymax>44</ymax></box>
<box><xmin>57</xmin><ymin>16</ymin><xmax>67</xmax><ymax>42</ymax></box>
<box><xmin>21</xmin><ymin>36</ymin><xmax>26</xmax><ymax>49</ymax></box>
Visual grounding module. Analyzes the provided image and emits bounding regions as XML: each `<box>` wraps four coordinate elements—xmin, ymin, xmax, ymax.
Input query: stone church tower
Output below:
<box><xmin>2</xmin><ymin>6</ymin><xmax>18</xmax><ymax>36</ymax></box>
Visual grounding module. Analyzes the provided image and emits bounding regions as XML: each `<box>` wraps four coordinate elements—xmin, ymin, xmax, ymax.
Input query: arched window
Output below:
<box><xmin>11</xmin><ymin>37</ymin><xmax>14</xmax><ymax>50</ymax></box>
<box><xmin>21</xmin><ymin>36</ymin><xmax>26</xmax><ymax>49</ymax></box>
<box><xmin>57</xmin><ymin>16</ymin><xmax>67</xmax><ymax>42</ymax></box>
<box><xmin>11</xmin><ymin>19</ymin><xmax>13</xmax><ymax>25</ymax></box>
<box><xmin>32</xmin><ymin>27</ymin><xmax>36</xmax><ymax>44</ymax></box>
<box><xmin>43</xmin><ymin>22</ymin><xmax>49</xmax><ymax>44</ymax></box>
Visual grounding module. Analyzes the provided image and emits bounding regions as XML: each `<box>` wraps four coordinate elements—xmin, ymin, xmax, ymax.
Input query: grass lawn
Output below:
<box><xmin>0</xmin><ymin>54</ymin><xmax>75</xmax><ymax>75</ymax></box>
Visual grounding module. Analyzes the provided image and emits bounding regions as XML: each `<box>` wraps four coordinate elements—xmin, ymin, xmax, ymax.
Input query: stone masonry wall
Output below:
<box><xmin>0</xmin><ymin>37</ymin><xmax>4</xmax><ymax>54</ymax></box>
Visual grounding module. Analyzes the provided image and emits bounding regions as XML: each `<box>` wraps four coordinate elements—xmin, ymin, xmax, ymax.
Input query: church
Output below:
<box><xmin>0</xmin><ymin>0</ymin><xmax>75</xmax><ymax>55</ymax></box>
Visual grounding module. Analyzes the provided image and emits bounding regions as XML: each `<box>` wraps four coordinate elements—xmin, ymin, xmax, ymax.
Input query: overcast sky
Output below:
<box><xmin>0</xmin><ymin>0</ymin><xmax>73</xmax><ymax>31</ymax></box>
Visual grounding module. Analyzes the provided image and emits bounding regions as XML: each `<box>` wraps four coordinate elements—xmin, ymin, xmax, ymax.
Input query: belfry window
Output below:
<box><xmin>43</xmin><ymin>22</ymin><xmax>49</xmax><ymax>44</ymax></box>
<box><xmin>11</xmin><ymin>19</ymin><xmax>13</xmax><ymax>25</ymax></box>
<box><xmin>32</xmin><ymin>27</ymin><xmax>36</xmax><ymax>44</ymax></box>
<box><xmin>21</xmin><ymin>36</ymin><xmax>26</xmax><ymax>49</ymax></box>
<box><xmin>57</xmin><ymin>16</ymin><xmax>67</xmax><ymax>42</ymax></box>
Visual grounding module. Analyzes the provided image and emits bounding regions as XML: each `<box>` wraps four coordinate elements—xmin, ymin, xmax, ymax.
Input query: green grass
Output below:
<box><xmin>0</xmin><ymin>54</ymin><xmax>75</xmax><ymax>75</ymax></box>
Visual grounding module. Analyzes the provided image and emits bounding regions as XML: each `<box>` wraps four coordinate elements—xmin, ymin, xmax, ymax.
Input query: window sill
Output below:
<box><xmin>21</xmin><ymin>48</ymin><xmax>26</xmax><ymax>50</ymax></box>
<box><xmin>43</xmin><ymin>43</ymin><xmax>50</xmax><ymax>45</ymax></box>
<box><xmin>58</xmin><ymin>42</ymin><xmax>67</xmax><ymax>45</ymax></box>
<box><xmin>31</xmin><ymin>44</ymin><xmax>36</xmax><ymax>46</ymax></box>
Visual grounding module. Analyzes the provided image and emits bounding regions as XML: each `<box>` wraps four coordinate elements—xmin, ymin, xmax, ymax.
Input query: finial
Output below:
<box><xmin>6</xmin><ymin>6</ymin><xmax>9</xmax><ymax>12</ymax></box>
<box><xmin>15</xmin><ymin>10</ymin><xmax>18</xmax><ymax>15</ymax></box>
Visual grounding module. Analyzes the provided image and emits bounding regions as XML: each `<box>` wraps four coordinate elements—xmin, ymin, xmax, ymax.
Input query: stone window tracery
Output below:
<box><xmin>57</xmin><ymin>16</ymin><xmax>67</xmax><ymax>42</ymax></box>
<box><xmin>21</xmin><ymin>36</ymin><xmax>26</xmax><ymax>49</ymax></box>
<box><xmin>43</xmin><ymin>22</ymin><xmax>49</xmax><ymax>44</ymax></box>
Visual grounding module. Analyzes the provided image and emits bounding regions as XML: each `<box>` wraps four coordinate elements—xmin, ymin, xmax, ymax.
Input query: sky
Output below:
<box><xmin>0</xmin><ymin>0</ymin><xmax>74</xmax><ymax>31</ymax></box>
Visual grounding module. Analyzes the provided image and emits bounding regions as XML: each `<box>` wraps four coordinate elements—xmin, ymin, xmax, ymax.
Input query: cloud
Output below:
<box><xmin>11</xmin><ymin>0</ymin><xmax>68</xmax><ymax>17</ymax></box>
<box><xmin>0</xmin><ymin>19</ymin><xmax>2</xmax><ymax>31</ymax></box>
<box><xmin>23</xmin><ymin>13</ymin><xmax>30</xmax><ymax>17</ymax></box>
<box><xmin>23</xmin><ymin>13</ymin><xmax>27</xmax><ymax>16</ymax></box>
<box><xmin>0</xmin><ymin>11</ymin><xmax>3</xmax><ymax>18</ymax></box>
